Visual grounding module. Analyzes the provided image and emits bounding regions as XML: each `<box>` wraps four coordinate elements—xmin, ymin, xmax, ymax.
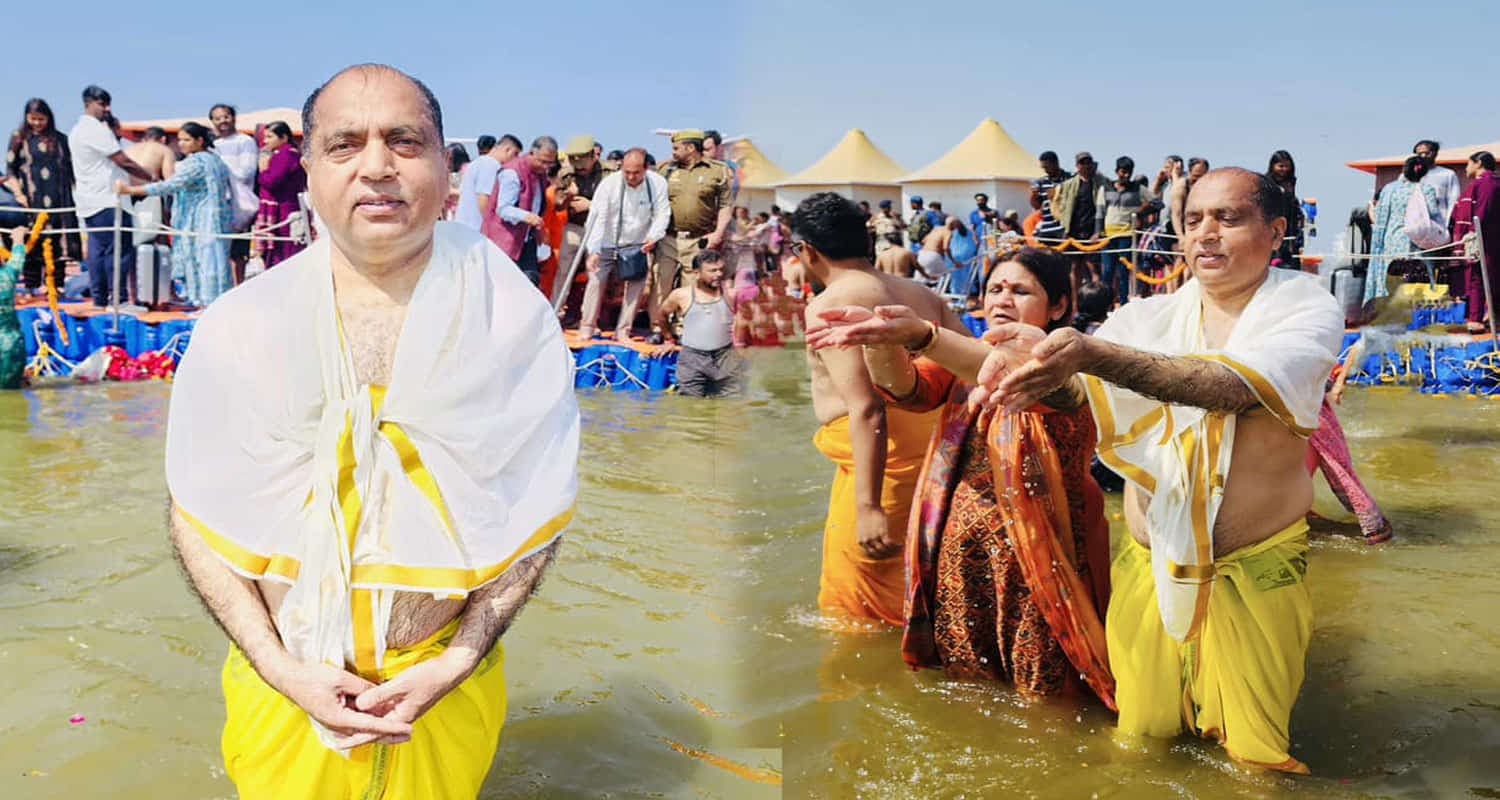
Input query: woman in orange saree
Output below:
<box><xmin>807</xmin><ymin>247</ymin><xmax>1115</xmax><ymax>708</ymax></box>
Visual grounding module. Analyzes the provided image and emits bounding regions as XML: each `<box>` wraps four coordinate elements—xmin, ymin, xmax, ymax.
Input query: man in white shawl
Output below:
<box><xmin>165</xmin><ymin>64</ymin><xmax>579</xmax><ymax>799</ymax></box>
<box><xmin>977</xmin><ymin>168</ymin><xmax>1342</xmax><ymax>773</ymax></box>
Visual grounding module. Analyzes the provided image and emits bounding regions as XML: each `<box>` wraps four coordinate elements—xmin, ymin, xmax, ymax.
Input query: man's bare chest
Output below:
<box><xmin>337</xmin><ymin>305</ymin><xmax>406</xmax><ymax>386</ymax></box>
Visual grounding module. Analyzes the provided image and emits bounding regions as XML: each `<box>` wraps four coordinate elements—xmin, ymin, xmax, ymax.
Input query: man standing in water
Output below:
<box><xmin>658</xmin><ymin>249</ymin><xmax>743</xmax><ymax>397</ymax></box>
<box><xmin>165</xmin><ymin>63</ymin><xmax>579</xmax><ymax>799</ymax></box>
<box><xmin>979</xmin><ymin>168</ymin><xmax>1342</xmax><ymax>772</ymax></box>
<box><xmin>796</xmin><ymin>192</ymin><xmax>969</xmax><ymax>625</ymax></box>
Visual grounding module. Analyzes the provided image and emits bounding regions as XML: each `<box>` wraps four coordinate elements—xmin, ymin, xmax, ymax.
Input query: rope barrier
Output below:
<box><xmin>0</xmin><ymin>204</ymin><xmax>305</xmax><ymax>242</ymax></box>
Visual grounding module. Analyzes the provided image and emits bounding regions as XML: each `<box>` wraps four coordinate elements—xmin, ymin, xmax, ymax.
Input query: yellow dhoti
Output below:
<box><xmin>1107</xmin><ymin>520</ymin><xmax>1313</xmax><ymax>773</ymax></box>
<box><xmin>222</xmin><ymin>621</ymin><xmax>507</xmax><ymax>799</ymax></box>
<box><xmin>813</xmin><ymin>407</ymin><xmax>939</xmax><ymax>626</ymax></box>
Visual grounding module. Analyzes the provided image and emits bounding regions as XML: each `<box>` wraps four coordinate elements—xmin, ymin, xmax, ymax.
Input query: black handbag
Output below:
<box><xmin>616</xmin><ymin>244</ymin><xmax>649</xmax><ymax>281</ymax></box>
<box><xmin>611</xmin><ymin>174</ymin><xmax>653</xmax><ymax>282</ymax></box>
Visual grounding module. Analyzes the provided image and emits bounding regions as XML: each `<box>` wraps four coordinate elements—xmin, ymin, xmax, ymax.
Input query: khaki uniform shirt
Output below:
<box><xmin>660</xmin><ymin>158</ymin><xmax>733</xmax><ymax>237</ymax></box>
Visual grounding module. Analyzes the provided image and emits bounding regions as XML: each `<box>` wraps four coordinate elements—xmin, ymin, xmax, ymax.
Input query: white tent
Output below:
<box><xmin>774</xmin><ymin>129</ymin><xmax>906</xmax><ymax>211</ymax></box>
<box><xmin>899</xmin><ymin>118</ymin><xmax>1037</xmax><ymax>226</ymax></box>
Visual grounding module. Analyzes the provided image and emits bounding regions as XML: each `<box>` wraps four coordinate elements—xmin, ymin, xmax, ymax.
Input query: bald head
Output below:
<box><xmin>621</xmin><ymin>148</ymin><xmax>649</xmax><ymax>187</ymax></box>
<box><xmin>301</xmin><ymin>63</ymin><xmax>443</xmax><ymax>154</ymax></box>
<box><xmin>1190</xmin><ymin>167</ymin><xmax>1283</xmax><ymax>225</ymax></box>
<box><xmin>1181</xmin><ymin>167</ymin><xmax>1287</xmax><ymax>291</ymax></box>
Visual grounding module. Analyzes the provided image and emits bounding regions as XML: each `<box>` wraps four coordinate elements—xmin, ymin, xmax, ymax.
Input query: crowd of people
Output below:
<box><xmin>865</xmin><ymin>150</ymin><xmax>1308</xmax><ymax>319</ymax></box>
<box><xmin>439</xmin><ymin>127</ymin><xmax>806</xmax><ymax>394</ymax></box>
<box><xmin>3</xmin><ymin>87</ymin><xmax>308</xmax><ymax>311</ymax></box>
<box><xmin>1365</xmin><ymin>139</ymin><xmax>1500</xmax><ymax>333</ymax></box>
<box><xmin>866</xmin><ymin>137</ymin><xmax>1500</xmax><ymax>339</ymax></box>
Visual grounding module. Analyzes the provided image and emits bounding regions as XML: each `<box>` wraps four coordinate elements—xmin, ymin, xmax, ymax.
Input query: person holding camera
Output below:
<box><xmin>577</xmin><ymin>148</ymin><xmax>669</xmax><ymax>340</ymax></box>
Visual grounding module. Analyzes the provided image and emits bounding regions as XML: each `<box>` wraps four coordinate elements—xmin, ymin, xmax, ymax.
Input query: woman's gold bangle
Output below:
<box><xmin>906</xmin><ymin>320</ymin><xmax>940</xmax><ymax>358</ymax></box>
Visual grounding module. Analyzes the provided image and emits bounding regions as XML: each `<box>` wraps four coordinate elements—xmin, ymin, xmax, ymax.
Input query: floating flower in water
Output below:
<box><xmin>68</xmin><ymin>714</ymin><xmax>85</xmax><ymax>725</ymax></box>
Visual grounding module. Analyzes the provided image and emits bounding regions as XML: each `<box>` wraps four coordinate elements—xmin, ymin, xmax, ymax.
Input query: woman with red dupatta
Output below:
<box><xmin>807</xmin><ymin>247</ymin><xmax>1115</xmax><ymax>708</ymax></box>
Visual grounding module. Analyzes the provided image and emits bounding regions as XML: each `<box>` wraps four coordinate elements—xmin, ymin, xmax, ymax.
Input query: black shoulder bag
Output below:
<box><xmin>613</xmin><ymin>175</ymin><xmax>652</xmax><ymax>282</ymax></box>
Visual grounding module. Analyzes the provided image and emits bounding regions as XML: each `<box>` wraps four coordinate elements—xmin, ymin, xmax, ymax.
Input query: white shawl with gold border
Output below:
<box><xmin>1085</xmin><ymin>268</ymin><xmax>1341</xmax><ymax>641</ymax></box>
<box><xmin>166</xmin><ymin>222</ymin><xmax>579</xmax><ymax>699</ymax></box>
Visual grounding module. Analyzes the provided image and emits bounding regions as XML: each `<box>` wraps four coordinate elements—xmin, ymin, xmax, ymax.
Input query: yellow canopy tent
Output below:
<box><xmin>775</xmin><ymin>129</ymin><xmax>906</xmax><ymax>210</ymax></box>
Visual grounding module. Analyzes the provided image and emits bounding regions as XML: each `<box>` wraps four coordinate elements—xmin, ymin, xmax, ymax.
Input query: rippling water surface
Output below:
<box><xmin>1</xmin><ymin>349</ymin><xmax>1497</xmax><ymax>799</ymax></box>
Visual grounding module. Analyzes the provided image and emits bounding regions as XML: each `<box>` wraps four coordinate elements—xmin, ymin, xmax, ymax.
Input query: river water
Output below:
<box><xmin>1</xmin><ymin>347</ymin><xmax>1496</xmax><ymax>799</ymax></box>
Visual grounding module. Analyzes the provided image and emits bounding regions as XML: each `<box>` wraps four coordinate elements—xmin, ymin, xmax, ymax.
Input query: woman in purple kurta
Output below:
<box><xmin>1450</xmin><ymin>151</ymin><xmax>1500</xmax><ymax>331</ymax></box>
<box><xmin>254</xmin><ymin>121</ymin><xmax>307</xmax><ymax>268</ymax></box>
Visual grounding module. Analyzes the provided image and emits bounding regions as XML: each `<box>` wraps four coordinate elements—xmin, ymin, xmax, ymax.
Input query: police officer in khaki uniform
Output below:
<box><xmin>650</xmin><ymin>129</ymin><xmax>734</xmax><ymax>342</ymax></box>
<box><xmin>556</xmin><ymin>134</ymin><xmax>611</xmax><ymax>297</ymax></box>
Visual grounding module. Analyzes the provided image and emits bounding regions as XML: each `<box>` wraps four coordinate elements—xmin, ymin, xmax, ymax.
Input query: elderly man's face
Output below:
<box><xmin>621</xmin><ymin>153</ymin><xmax>647</xmax><ymax>187</ymax></box>
<box><xmin>1181</xmin><ymin>171</ymin><xmax>1283</xmax><ymax>293</ymax></box>
<box><xmin>303</xmin><ymin>70</ymin><xmax>447</xmax><ymax>263</ymax></box>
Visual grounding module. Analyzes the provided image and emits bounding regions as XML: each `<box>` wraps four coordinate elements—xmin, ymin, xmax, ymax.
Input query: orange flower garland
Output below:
<box><xmin>44</xmin><ymin>238</ymin><xmax>68</xmax><ymax>346</ymax></box>
<box><xmin>1118</xmin><ymin>257</ymin><xmax>1188</xmax><ymax>286</ymax></box>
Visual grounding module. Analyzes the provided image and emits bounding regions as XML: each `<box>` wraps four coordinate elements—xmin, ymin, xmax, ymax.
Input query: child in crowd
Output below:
<box><xmin>1072</xmin><ymin>280</ymin><xmax>1115</xmax><ymax>333</ymax></box>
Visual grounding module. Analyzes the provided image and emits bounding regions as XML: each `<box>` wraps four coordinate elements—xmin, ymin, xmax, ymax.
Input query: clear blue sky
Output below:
<box><xmin>10</xmin><ymin>0</ymin><xmax>1496</xmax><ymax>256</ymax></box>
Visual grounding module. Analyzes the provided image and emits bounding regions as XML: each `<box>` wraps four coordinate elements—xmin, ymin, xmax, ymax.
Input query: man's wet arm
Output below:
<box><xmin>1084</xmin><ymin>340</ymin><xmax>1258</xmax><ymax>414</ymax></box>
<box><xmin>445</xmin><ymin>539</ymin><xmax>561</xmax><ymax>674</ymax></box>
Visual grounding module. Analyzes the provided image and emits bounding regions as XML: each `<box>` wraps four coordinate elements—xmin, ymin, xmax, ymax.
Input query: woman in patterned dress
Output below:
<box><xmin>807</xmin><ymin>247</ymin><xmax>1115</xmax><ymax>707</ymax></box>
<box><xmin>4</xmin><ymin>98</ymin><xmax>80</xmax><ymax>292</ymax></box>
<box><xmin>1365</xmin><ymin>156</ymin><xmax>1444</xmax><ymax>307</ymax></box>
<box><xmin>116</xmin><ymin>122</ymin><xmax>234</xmax><ymax>308</ymax></box>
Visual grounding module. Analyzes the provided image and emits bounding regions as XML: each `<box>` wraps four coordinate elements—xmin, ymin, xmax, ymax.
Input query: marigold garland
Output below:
<box><xmin>1022</xmin><ymin>233</ymin><xmax>1116</xmax><ymax>253</ymax></box>
<box><xmin>1120</xmin><ymin>257</ymin><xmax>1188</xmax><ymax>286</ymax></box>
<box><xmin>1</xmin><ymin>211</ymin><xmax>50</xmax><ymax>265</ymax></box>
<box><xmin>44</xmin><ymin>238</ymin><xmax>68</xmax><ymax>346</ymax></box>
<box><xmin>25</xmin><ymin>212</ymin><xmax>49</xmax><ymax>250</ymax></box>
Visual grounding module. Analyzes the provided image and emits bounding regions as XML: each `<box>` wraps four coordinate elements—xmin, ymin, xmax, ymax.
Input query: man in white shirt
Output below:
<box><xmin>454</xmin><ymin>134</ymin><xmax>520</xmax><ymax>230</ymax></box>
<box><xmin>69</xmin><ymin>85</ymin><xmax>152</xmax><ymax>308</ymax></box>
<box><xmin>577</xmin><ymin>149</ymin><xmax>670</xmax><ymax>340</ymax></box>
<box><xmin>1413</xmin><ymin>139</ymin><xmax>1462</xmax><ymax>224</ymax></box>
<box><xmin>210</xmin><ymin>104</ymin><xmax>261</xmax><ymax>284</ymax></box>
